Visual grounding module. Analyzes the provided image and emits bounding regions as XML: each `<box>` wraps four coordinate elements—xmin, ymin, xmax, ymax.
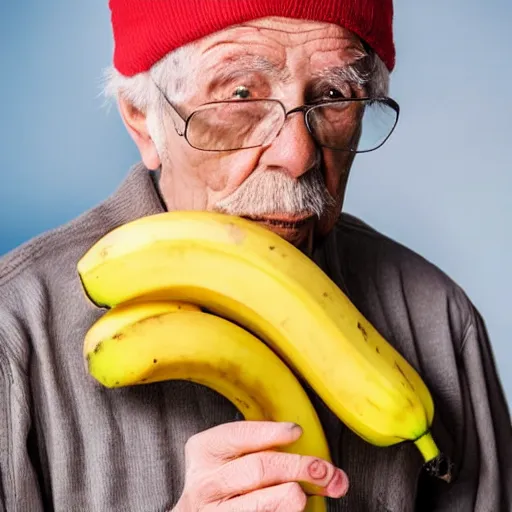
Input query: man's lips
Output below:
<box><xmin>240</xmin><ymin>214</ymin><xmax>314</xmax><ymax>229</ymax></box>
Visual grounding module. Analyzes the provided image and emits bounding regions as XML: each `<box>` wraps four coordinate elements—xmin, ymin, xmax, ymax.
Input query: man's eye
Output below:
<box><xmin>233</xmin><ymin>86</ymin><xmax>251</xmax><ymax>99</ymax></box>
<box><xmin>326</xmin><ymin>88</ymin><xmax>346</xmax><ymax>100</ymax></box>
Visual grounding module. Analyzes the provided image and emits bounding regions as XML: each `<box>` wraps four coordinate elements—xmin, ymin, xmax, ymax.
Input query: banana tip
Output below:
<box><xmin>423</xmin><ymin>453</ymin><xmax>454</xmax><ymax>483</ymax></box>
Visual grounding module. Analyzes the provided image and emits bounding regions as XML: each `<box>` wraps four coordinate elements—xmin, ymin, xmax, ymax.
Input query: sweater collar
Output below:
<box><xmin>106</xmin><ymin>162</ymin><xmax>167</xmax><ymax>225</ymax></box>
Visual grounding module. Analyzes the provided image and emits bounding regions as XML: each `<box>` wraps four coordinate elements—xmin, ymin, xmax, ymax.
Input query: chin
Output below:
<box><xmin>267</xmin><ymin>224</ymin><xmax>313</xmax><ymax>247</ymax></box>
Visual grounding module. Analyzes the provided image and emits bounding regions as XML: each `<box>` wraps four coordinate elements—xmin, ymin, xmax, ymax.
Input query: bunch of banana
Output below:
<box><xmin>84</xmin><ymin>299</ymin><xmax>331</xmax><ymax>512</ymax></box>
<box><xmin>77</xmin><ymin>210</ymin><xmax>452</xmax><ymax>485</ymax></box>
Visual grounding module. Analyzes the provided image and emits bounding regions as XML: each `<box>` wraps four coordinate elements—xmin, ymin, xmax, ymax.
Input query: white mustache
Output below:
<box><xmin>214</xmin><ymin>167</ymin><xmax>336</xmax><ymax>219</ymax></box>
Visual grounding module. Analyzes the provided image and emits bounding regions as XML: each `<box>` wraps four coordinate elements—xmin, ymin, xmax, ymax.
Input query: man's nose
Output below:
<box><xmin>259</xmin><ymin>112</ymin><xmax>319</xmax><ymax>178</ymax></box>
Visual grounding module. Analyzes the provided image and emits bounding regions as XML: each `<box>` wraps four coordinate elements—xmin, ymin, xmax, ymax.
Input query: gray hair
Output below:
<box><xmin>102</xmin><ymin>44</ymin><xmax>200</xmax><ymax>153</ymax></box>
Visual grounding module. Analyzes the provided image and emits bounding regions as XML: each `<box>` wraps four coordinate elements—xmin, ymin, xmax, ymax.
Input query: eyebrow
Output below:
<box><xmin>204</xmin><ymin>53</ymin><xmax>370</xmax><ymax>90</ymax></box>
<box><xmin>205</xmin><ymin>54</ymin><xmax>292</xmax><ymax>86</ymax></box>
<box><xmin>314</xmin><ymin>63</ymin><xmax>370</xmax><ymax>87</ymax></box>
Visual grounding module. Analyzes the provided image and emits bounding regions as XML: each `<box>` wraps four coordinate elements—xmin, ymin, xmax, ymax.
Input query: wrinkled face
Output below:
<box><xmin>123</xmin><ymin>17</ymin><xmax>372</xmax><ymax>251</ymax></box>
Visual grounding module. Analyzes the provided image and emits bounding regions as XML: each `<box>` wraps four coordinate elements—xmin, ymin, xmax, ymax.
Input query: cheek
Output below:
<box><xmin>209</xmin><ymin>148</ymin><xmax>263</xmax><ymax>196</ymax></box>
<box><xmin>174</xmin><ymin>145</ymin><xmax>263</xmax><ymax>199</ymax></box>
<box><xmin>316</xmin><ymin>150</ymin><xmax>354</xmax><ymax>237</ymax></box>
<box><xmin>323</xmin><ymin>150</ymin><xmax>353</xmax><ymax>197</ymax></box>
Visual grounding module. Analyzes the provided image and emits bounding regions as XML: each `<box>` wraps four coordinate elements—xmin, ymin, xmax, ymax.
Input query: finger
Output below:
<box><xmin>206</xmin><ymin>450</ymin><xmax>349</xmax><ymax>501</ymax></box>
<box><xmin>212</xmin><ymin>482</ymin><xmax>308</xmax><ymax>512</ymax></box>
<box><xmin>185</xmin><ymin>420</ymin><xmax>303</xmax><ymax>466</ymax></box>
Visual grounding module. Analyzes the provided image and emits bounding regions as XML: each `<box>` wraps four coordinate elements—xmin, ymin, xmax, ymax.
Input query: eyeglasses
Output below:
<box><xmin>153</xmin><ymin>82</ymin><xmax>400</xmax><ymax>153</ymax></box>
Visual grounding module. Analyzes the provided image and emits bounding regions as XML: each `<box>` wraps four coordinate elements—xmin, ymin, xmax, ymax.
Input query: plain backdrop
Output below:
<box><xmin>1</xmin><ymin>1</ymin><xmax>511</xmax><ymax>406</ymax></box>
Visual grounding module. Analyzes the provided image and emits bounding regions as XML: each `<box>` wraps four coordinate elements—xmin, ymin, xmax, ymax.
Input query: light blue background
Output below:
<box><xmin>1</xmin><ymin>2</ymin><xmax>511</xmax><ymax>406</ymax></box>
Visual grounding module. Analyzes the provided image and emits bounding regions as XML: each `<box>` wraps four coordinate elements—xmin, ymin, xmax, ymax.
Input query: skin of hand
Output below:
<box><xmin>171</xmin><ymin>421</ymin><xmax>349</xmax><ymax>512</ymax></box>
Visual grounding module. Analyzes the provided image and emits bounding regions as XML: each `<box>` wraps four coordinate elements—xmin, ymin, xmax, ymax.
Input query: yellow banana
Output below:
<box><xmin>83</xmin><ymin>299</ymin><xmax>201</xmax><ymax>359</ymax></box>
<box><xmin>84</xmin><ymin>300</ymin><xmax>332</xmax><ymax>511</ymax></box>
<box><xmin>78</xmin><ymin>210</ymin><xmax>451</xmax><ymax>481</ymax></box>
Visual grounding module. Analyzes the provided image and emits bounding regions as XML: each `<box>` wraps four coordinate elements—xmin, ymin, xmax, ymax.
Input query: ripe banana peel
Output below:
<box><xmin>84</xmin><ymin>299</ymin><xmax>330</xmax><ymax>512</ymax></box>
<box><xmin>78</xmin><ymin>210</ymin><xmax>452</xmax><ymax>482</ymax></box>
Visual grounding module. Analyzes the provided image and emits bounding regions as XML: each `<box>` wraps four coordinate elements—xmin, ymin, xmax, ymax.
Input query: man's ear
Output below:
<box><xmin>118</xmin><ymin>96</ymin><xmax>161</xmax><ymax>170</ymax></box>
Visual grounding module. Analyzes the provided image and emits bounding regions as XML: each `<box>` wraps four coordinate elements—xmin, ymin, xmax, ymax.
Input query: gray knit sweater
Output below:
<box><xmin>1</xmin><ymin>163</ymin><xmax>511</xmax><ymax>512</ymax></box>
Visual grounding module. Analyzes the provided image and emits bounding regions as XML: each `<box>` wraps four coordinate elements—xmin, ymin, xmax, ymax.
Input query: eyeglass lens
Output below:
<box><xmin>186</xmin><ymin>99</ymin><xmax>397</xmax><ymax>152</ymax></box>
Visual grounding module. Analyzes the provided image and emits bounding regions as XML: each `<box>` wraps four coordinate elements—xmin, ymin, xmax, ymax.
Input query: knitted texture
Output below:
<box><xmin>109</xmin><ymin>0</ymin><xmax>395</xmax><ymax>76</ymax></box>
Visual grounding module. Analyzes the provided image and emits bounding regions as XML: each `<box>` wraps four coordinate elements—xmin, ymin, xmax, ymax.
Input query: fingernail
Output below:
<box><xmin>286</xmin><ymin>422</ymin><xmax>302</xmax><ymax>433</ymax></box>
<box><xmin>327</xmin><ymin>469</ymin><xmax>349</xmax><ymax>498</ymax></box>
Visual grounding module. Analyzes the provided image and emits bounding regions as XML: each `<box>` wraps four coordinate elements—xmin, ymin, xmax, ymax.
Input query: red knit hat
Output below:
<box><xmin>109</xmin><ymin>0</ymin><xmax>395</xmax><ymax>77</ymax></box>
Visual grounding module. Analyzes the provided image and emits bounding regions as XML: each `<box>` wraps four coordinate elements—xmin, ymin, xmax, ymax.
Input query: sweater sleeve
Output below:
<box><xmin>419</xmin><ymin>304</ymin><xmax>512</xmax><ymax>512</ymax></box>
<box><xmin>0</xmin><ymin>336</ymin><xmax>44</xmax><ymax>511</ymax></box>
<box><xmin>458</xmin><ymin>307</ymin><xmax>512</xmax><ymax>510</ymax></box>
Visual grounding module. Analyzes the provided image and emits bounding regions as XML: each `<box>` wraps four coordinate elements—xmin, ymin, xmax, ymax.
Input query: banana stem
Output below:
<box><xmin>305</xmin><ymin>495</ymin><xmax>328</xmax><ymax>512</ymax></box>
<box><xmin>414</xmin><ymin>431</ymin><xmax>439</xmax><ymax>462</ymax></box>
<box><xmin>414</xmin><ymin>432</ymin><xmax>453</xmax><ymax>483</ymax></box>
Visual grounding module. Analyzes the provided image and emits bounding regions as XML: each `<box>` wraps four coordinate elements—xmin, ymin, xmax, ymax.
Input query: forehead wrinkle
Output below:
<box><xmin>310</xmin><ymin>43</ymin><xmax>367</xmax><ymax>65</ymax></box>
<box><xmin>241</xmin><ymin>20</ymin><xmax>361</xmax><ymax>46</ymax></box>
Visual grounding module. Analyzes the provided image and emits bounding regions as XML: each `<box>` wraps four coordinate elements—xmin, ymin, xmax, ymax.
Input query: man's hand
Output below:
<box><xmin>173</xmin><ymin>420</ymin><xmax>349</xmax><ymax>512</ymax></box>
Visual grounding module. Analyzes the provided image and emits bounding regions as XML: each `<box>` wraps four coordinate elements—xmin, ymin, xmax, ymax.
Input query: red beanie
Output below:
<box><xmin>109</xmin><ymin>0</ymin><xmax>395</xmax><ymax>77</ymax></box>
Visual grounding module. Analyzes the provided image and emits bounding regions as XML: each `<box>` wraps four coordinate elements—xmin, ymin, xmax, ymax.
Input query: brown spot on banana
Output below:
<box><xmin>394</xmin><ymin>361</ymin><xmax>415</xmax><ymax>391</ymax></box>
<box><xmin>99</xmin><ymin>246</ymin><xmax>110</xmax><ymax>261</ymax></box>
<box><xmin>366</xmin><ymin>398</ymin><xmax>381</xmax><ymax>410</ymax></box>
<box><xmin>234</xmin><ymin>396</ymin><xmax>251</xmax><ymax>410</ymax></box>
<box><xmin>357</xmin><ymin>322</ymin><xmax>368</xmax><ymax>342</ymax></box>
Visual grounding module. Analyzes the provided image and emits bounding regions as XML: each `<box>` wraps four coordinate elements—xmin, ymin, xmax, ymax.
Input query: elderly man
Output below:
<box><xmin>0</xmin><ymin>1</ymin><xmax>511</xmax><ymax>511</ymax></box>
